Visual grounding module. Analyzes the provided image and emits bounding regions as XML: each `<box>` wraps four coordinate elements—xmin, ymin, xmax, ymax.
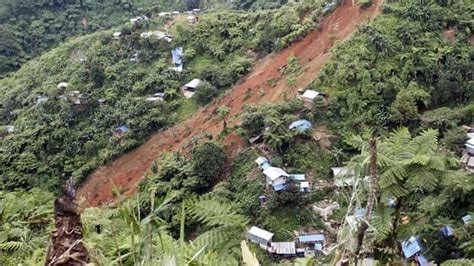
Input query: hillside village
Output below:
<box><xmin>0</xmin><ymin>0</ymin><xmax>473</xmax><ymax>265</ymax></box>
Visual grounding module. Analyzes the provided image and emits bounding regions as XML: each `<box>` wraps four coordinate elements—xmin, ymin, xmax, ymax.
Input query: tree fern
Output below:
<box><xmin>370</xmin><ymin>206</ymin><xmax>394</xmax><ymax>242</ymax></box>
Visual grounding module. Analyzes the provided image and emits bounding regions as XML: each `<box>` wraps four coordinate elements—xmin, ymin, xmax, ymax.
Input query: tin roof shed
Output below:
<box><xmin>298</xmin><ymin>234</ymin><xmax>325</xmax><ymax>243</ymax></box>
<box><xmin>270</xmin><ymin>242</ymin><xmax>296</xmax><ymax>255</ymax></box>
<box><xmin>263</xmin><ymin>167</ymin><xmax>289</xmax><ymax>181</ymax></box>
<box><xmin>247</xmin><ymin>226</ymin><xmax>274</xmax><ymax>242</ymax></box>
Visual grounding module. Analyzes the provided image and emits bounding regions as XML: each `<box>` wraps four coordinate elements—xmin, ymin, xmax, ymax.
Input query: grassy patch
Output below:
<box><xmin>176</xmin><ymin>98</ymin><xmax>199</xmax><ymax>121</ymax></box>
<box><xmin>262</xmin><ymin>206</ymin><xmax>324</xmax><ymax>241</ymax></box>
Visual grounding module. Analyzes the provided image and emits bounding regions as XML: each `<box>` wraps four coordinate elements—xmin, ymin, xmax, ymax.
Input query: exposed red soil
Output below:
<box><xmin>77</xmin><ymin>0</ymin><xmax>383</xmax><ymax>207</ymax></box>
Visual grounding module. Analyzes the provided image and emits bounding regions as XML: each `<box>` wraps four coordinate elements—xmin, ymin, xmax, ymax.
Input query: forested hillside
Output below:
<box><xmin>0</xmin><ymin>0</ymin><xmax>473</xmax><ymax>265</ymax></box>
<box><xmin>0</xmin><ymin>0</ymin><xmax>288</xmax><ymax>77</ymax></box>
<box><xmin>0</xmin><ymin>0</ymin><xmax>327</xmax><ymax>190</ymax></box>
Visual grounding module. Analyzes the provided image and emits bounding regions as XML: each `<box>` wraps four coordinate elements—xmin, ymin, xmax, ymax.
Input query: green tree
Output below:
<box><xmin>192</xmin><ymin>142</ymin><xmax>226</xmax><ymax>186</ymax></box>
<box><xmin>193</xmin><ymin>81</ymin><xmax>217</xmax><ymax>106</ymax></box>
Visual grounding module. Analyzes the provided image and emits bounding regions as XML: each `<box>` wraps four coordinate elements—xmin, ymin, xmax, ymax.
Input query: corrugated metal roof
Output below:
<box><xmin>298</xmin><ymin>234</ymin><xmax>325</xmax><ymax>243</ymax></box>
<box><xmin>331</xmin><ymin>167</ymin><xmax>354</xmax><ymax>177</ymax></box>
<box><xmin>301</xmin><ymin>90</ymin><xmax>321</xmax><ymax>100</ymax></box>
<box><xmin>402</xmin><ymin>236</ymin><xmax>422</xmax><ymax>258</ymax></box>
<box><xmin>289</xmin><ymin>119</ymin><xmax>312</xmax><ymax>131</ymax></box>
<box><xmin>289</xmin><ymin>174</ymin><xmax>306</xmax><ymax>181</ymax></box>
<box><xmin>248</xmin><ymin>226</ymin><xmax>274</xmax><ymax>242</ymax></box>
<box><xmin>315</xmin><ymin>243</ymin><xmax>323</xmax><ymax>251</ymax></box>
<box><xmin>255</xmin><ymin>156</ymin><xmax>268</xmax><ymax>166</ymax></box>
<box><xmin>172</xmin><ymin>47</ymin><xmax>183</xmax><ymax>65</ymax></box>
<box><xmin>270</xmin><ymin>242</ymin><xmax>296</xmax><ymax>255</ymax></box>
<box><xmin>273</xmin><ymin>183</ymin><xmax>288</xmax><ymax>191</ymax></box>
<box><xmin>441</xmin><ymin>225</ymin><xmax>454</xmax><ymax>236</ymax></box>
<box><xmin>115</xmin><ymin>125</ymin><xmax>130</xmax><ymax>133</ymax></box>
<box><xmin>462</xmin><ymin>214</ymin><xmax>471</xmax><ymax>224</ymax></box>
<box><xmin>185</xmin><ymin>78</ymin><xmax>202</xmax><ymax>89</ymax></box>
<box><xmin>263</xmin><ymin>167</ymin><xmax>288</xmax><ymax>181</ymax></box>
<box><xmin>261</xmin><ymin>162</ymin><xmax>271</xmax><ymax>170</ymax></box>
<box><xmin>300</xmin><ymin>181</ymin><xmax>310</xmax><ymax>188</ymax></box>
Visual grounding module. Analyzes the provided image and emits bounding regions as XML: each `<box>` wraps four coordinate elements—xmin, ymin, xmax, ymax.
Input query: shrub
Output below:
<box><xmin>193</xmin><ymin>81</ymin><xmax>217</xmax><ymax>105</ymax></box>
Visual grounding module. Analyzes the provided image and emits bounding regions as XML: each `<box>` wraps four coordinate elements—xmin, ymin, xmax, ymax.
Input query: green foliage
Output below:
<box><xmin>192</xmin><ymin>141</ymin><xmax>227</xmax><ymax>185</ymax></box>
<box><xmin>0</xmin><ymin>189</ymin><xmax>54</xmax><ymax>265</ymax></box>
<box><xmin>193</xmin><ymin>81</ymin><xmax>217</xmax><ymax>105</ymax></box>
<box><xmin>1</xmin><ymin>1</ymin><xmax>331</xmax><ymax>192</ymax></box>
<box><xmin>342</xmin><ymin>127</ymin><xmax>472</xmax><ymax>262</ymax></box>
<box><xmin>315</xmin><ymin>1</ymin><xmax>472</xmax><ymax>132</ymax></box>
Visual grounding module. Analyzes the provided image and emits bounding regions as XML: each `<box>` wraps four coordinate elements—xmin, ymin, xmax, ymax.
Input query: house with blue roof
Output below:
<box><xmin>171</xmin><ymin>47</ymin><xmax>184</xmax><ymax>72</ymax></box>
<box><xmin>402</xmin><ymin>236</ymin><xmax>423</xmax><ymax>258</ymax></box>
<box><xmin>255</xmin><ymin>156</ymin><xmax>310</xmax><ymax>192</ymax></box>
<box><xmin>441</xmin><ymin>225</ymin><xmax>454</xmax><ymax>237</ymax></box>
<box><xmin>298</xmin><ymin>234</ymin><xmax>326</xmax><ymax>252</ymax></box>
<box><xmin>115</xmin><ymin>125</ymin><xmax>130</xmax><ymax>134</ymax></box>
<box><xmin>289</xmin><ymin>119</ymin><xmax>312</xmax><ymax>132</ymax></box>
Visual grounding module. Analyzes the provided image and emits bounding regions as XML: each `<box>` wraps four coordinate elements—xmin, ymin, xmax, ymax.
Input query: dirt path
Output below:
<box><xmin>77</xmin><ymin>0</ymin><xmax>383</xmax><ymax>207</ymax></box>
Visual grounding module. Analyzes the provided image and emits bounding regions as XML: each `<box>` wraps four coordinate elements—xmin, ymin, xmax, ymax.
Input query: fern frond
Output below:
<box><xmin>0</xmin><ymin>241</ymin><xmax>23</xmax><ymax>251</ymax></box>
<box><xmin>188</xmin><ymin>199</ymin><xmax>247</xmax><ymax>228</ymax></box>
<box><xmin>370</xmin><ymin>206</ymin><xmax>394</xmax><ymax>243</ymax></box>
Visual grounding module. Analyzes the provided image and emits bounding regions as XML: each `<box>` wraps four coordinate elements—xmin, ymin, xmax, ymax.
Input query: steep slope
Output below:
<box><xmin>78</xmin><ymin>0</ymin><xmax>383</xmax><ymax>207</ymax></box>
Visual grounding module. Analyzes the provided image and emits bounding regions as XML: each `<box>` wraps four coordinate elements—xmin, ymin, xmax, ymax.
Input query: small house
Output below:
<box><xmin>289</xmin><ymin>119</ymin><xmax>312</xmax><ymax>132</ymax></box>
<box><xmin>193</xmin><ymin>8</ymin><xmax>202</xmax><ymax>13</ymax></box>
<box><xmin>299</xmin><ymin>181</ymin><xmax>310</xmax><ymax>192</ymax></box>
<box><xmin>57</xmin><ymin>82</ymin><xmax>69</xmax><ymax>89</ymax></box>
<box><xmin>171</xmin><ymin>47</ymin><xmax>184</xmax><ymax>72</ymax></box>
<box><xmin>460</xmin><ymin>152</ymin><xmax>474</xmax><ymax>173</ymax></box>
<box><xmin>255</xmin><ymin>156</ymin><xmax>271</xmax><ymax>170</ymax></box>
<box><xmin>289</xmin><ymin>174</ymin><xmax>306</xmax><ymax>181</ymax></box>
<box><xmin>270</xmin><ymin>242</ymin><xmax>296</xmax><ymax>256</ymax></box>
<box><xmin>187</xmin><ymin>15</ymin><xmax>198</xmax><ymax>24</ymax></box>
<box><xmin>130</xmin><ymin>52</ymin><xmax>139</xmax><ymax>62</ymax></box>
<box><xmin>182</xmin><ymin>78</ymin><xmax>202</xmax><ymax>98</ymax></box>
<box><xmin>300</xmin><ymin>90</ymin><xmax>323</xmax><ymax>104</ymax></box>
<box><xmin>172</xmin><ymin>11</ymin><xmax>180</xmax><ymax>15</ymax></box>
<box><xmin>158</xmin><ymin>12</ymin><xmax>172</xmax><ymax>17</ymax></box>
<box><xmin>112</xmin><ymin>32</ymin><xmax>122</xmax><ymax>39</ymax></box>
<box><xmin>466</xmin><ymin>138</ymin><xmax>474</xmax><ymax>154</ymax></box>
<box><xmin>37</xmin><ymin>96</ymin><xmax>49</xmax><ymax>105</ymax></box>
<box><xmin>402</xmin><ymin>236</ymin><xmax>423</xmax><ymax>259</ymax></box>
<box><xmin>247</xmin><ymin>226</ymin><xmax>274</xmax><ymax>248</ymax></box>
<box><xmin>140</xmin><ymin>31</ymin><xmax>173</xmax><ymax>42</ymax></box>
<box><xmin>115</xmin><ymin>125</ymin><xmax>130</xmax><ymax>134</ymax></box>
<box><xmin>323</xmin><ymin>1</ymin><xmax>336</xmax><ymax>13</ymax></box>
<box><xmin>130</xmin><ymin>15</ymin><xmax>148</xmax><ymax>25</ymax></box>
<box><xmin>462</xmin><ymin>214</ymin><xmax>471</xmax><ymax>224</ymax></box>
<box><xmin>6</xmin><ymin>125</ymin><xmax>15</xmax><ymax>133</ymax></box>
<box><xmin>298</xmin><ymin>234</ymin><xmax>325</xmax><ymax>244</ymax></box>
<box><xmin>146</xmin><ymin>97</ymin><xmax>164</xmax><ymax>102</ymax></box>
<box><xmin>263</xmin><ymin>167</ymin><xmax>289</xmax><ymax>189</ymax></box>
<box><xmin>440</xmin><ymin>225</ymin><xmax>454</xmax><ymax>237</ymax></box>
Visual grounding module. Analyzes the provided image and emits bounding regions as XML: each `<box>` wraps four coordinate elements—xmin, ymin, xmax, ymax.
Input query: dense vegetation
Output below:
<box><xmin>0</xmin><ymin>0</ymin><xmax>295</xmax><ymax>77</ymax></box>
<box><xmin>0</xmin><ymin>0</ymin><xmax>329</xmax><ymax>192</ymax></box>
<box><xmin>313</xmin><ymin>0</ymin><xmax>473</xmax><ymax>134</ymax></box>
<box><xmin>1</xmin><ymin>0</ymin><xmax>473</xmax><ymax>265</ymax></box>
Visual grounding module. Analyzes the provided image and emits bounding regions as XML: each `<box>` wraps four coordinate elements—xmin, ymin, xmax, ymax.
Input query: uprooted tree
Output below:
<box><xmin>45</xmin><ymin>178</ymin><xmax>89</xmax><ymax>265</ymax></box>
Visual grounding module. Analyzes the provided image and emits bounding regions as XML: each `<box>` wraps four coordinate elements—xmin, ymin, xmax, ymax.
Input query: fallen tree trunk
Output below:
<box><xmin>45</xmin><ymin>178</ymin><xmax>89</xmax><ymax>266</ymax></box>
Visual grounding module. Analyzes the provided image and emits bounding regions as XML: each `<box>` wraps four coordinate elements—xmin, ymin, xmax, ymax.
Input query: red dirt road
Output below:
<box><xmin>77</xmin><ymin>0</ymin><xmax>383</xmax><ymax>207</ymax></box>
